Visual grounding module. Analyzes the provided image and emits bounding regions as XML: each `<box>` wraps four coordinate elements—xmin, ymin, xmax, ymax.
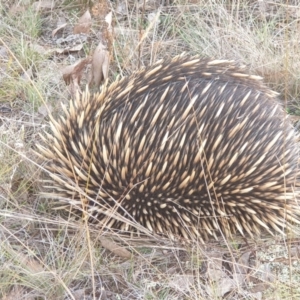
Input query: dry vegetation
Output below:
<box><xmin>1</xmin><ymin>0</ymin><xmax>300</xmax><ymax>299</ymax></box>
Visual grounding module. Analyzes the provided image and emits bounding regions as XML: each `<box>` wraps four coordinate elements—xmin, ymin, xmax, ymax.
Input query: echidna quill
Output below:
<box><xmin>37</xmin><ymin>55</ymin><xmax>300</xmax><ymax>241</ymax></box>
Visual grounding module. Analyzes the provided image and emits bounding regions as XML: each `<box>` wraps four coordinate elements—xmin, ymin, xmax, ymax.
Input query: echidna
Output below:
<box><xmin>37</xmin><ymin>55</ymin><xmax>300</xmax><ymax>241</ymax></box>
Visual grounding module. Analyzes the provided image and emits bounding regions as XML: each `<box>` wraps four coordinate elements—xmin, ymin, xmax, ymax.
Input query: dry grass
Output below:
<box><xmin>1</xmin><ymin>0</ymin><xmax>300</xmax><ymax>299</ymax></box>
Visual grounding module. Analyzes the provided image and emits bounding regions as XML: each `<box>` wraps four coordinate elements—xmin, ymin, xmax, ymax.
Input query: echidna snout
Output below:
<box><xmin>37</xmin><ymin>55</ymin><xmax>300</xmax><ymax>241</ymax></box>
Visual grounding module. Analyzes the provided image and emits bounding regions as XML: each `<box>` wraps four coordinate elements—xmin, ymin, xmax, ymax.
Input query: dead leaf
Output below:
<box><xmin>57</xmin><ymin>16</ymin><xmax>67</xmax><ymax>27</ymax></box>
<box><xmin>3</xmin><ymin>286</ymin><xmax>36</xmax><ymax>300</ymax></box>
<box><xmin>68</xmin><ymin>44</ymin><xmax>83</xmax><ymax>52</ymax></box>
<box><xmin>258</xmin><ymin>0</ymin><xmax>268</xmax><ymax>17</ymax></box>
<box><xmin>55</xmin><ymin>44</ymin><xmax>83</xmax><ymax>54</ymax></box>
<box><xmin>73</xmin><ymin>10</ymin><xmax>92</xmax><ymax>34</ymax></box>
<box><xmin>148</xmin><ymin>12</ymin><xmax>161</xmax><ymax>25</ymax></box>
<box><xmin>105</xmin><ymin>11</ymin><xmax>113</xmax><ymax>32</ymax></box>
<box><xmin>116</xmin><ymin>2</ymin><xmax>127</xmax><ymax>16</ymax></box>
<box><xmin>32</xmin><ymin>0</ymin><xmax>55</xmax><ymax>11</ymax></box>
<box><xmin>248</xmin><ymin>292</ymin><xmax>262</xmax><ymax>300</ymax></box>
<box><xmin>17</xmin><ymin>252</ymin><xmax>44</xmax><ymax>273</ymax></box>
<box><xmin>55</xmin><ymin>33</ymin><xmax>88</xmax><ymax>46</ymax></box>
<box><xmin>52</xmin><ymin>23</ymin><xmax>68</xmax><ymax>37</ymax></box>
<box><xmin>0</xmin><ymin>106</ymin><xmax>12</xmax><ymax>113</ymax></box>
<box><xmin>89</xmin><ymin>42</ymin><xmax>110</xmax><ymax>88</ymax></box>
<box><xmin>141</xmin><ymin>9</ymin><xmax>161</xmax><ymax>40</ymax></box>
<box><xmin>91</xmin><ymin>1</ymin><xmax>109</xmax><ymax>18</ymax></box>
<box><xmin>9</xmin><ymin>4</ymin><xmax>26</xmax><ymax>15</ymax></box>
<box><xmin>257</xmin><ymin>263</ymin><xmax>275</xmax><ymax>283</ymax></box>
<box><xmin>29</xmin><ymin>42</ymin><xmax>47</xmax><ymax>55</ymax></box>
<box><xmin>0</xmin><ymin>46</ymin><xmax>9</xmax><ymax>59</ymax></box>
<box><xmin>99</xmin><ymin>237</ymin><xmax>132</xmax><ymax>259</ymax></box>
<box><xmin>206</xmin><ymin>252</ymin><xmax>224</xmax><ymax>282</ymax></box>
<box><xmin>169</xmin><ymin>275</ymin><xmax>194</xmax><ymax>292</ymax></box>
<box><xmin>21</xmin><ymin>67</ymin><xmax>33</xmax><ymax>82</ymax></box>
<box><xmin>238</xmin><ymin>251</ymin><xmax>252</xmax><ymax>271</ymax></box>
<box><xmin>72</xmin><ymin>289</ymin><xmax>85</xmax><ymax>300</ymax></box>
<box><xmin>232</xmin><ymin>251</ymin><xmax>252</xmax><ymax>283</ymax></box>
<box><xmin>290</xmin><ymin>246</ymin><xmax>300</xmax><ymax>259</ymax></box>
<box><xmin>206</xmin><ymin>252</ymin><xmax>235</xmax><ymax>297</ymax></box>
<box><xmin>62</xmin><ymin>57</ymin><xmax>91</xmax><ymax>96</ymax></box>
<box><xmin>38</xmin><ymin>103</ymin><xmax>53</xmax><ymax>117</ymax></box>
